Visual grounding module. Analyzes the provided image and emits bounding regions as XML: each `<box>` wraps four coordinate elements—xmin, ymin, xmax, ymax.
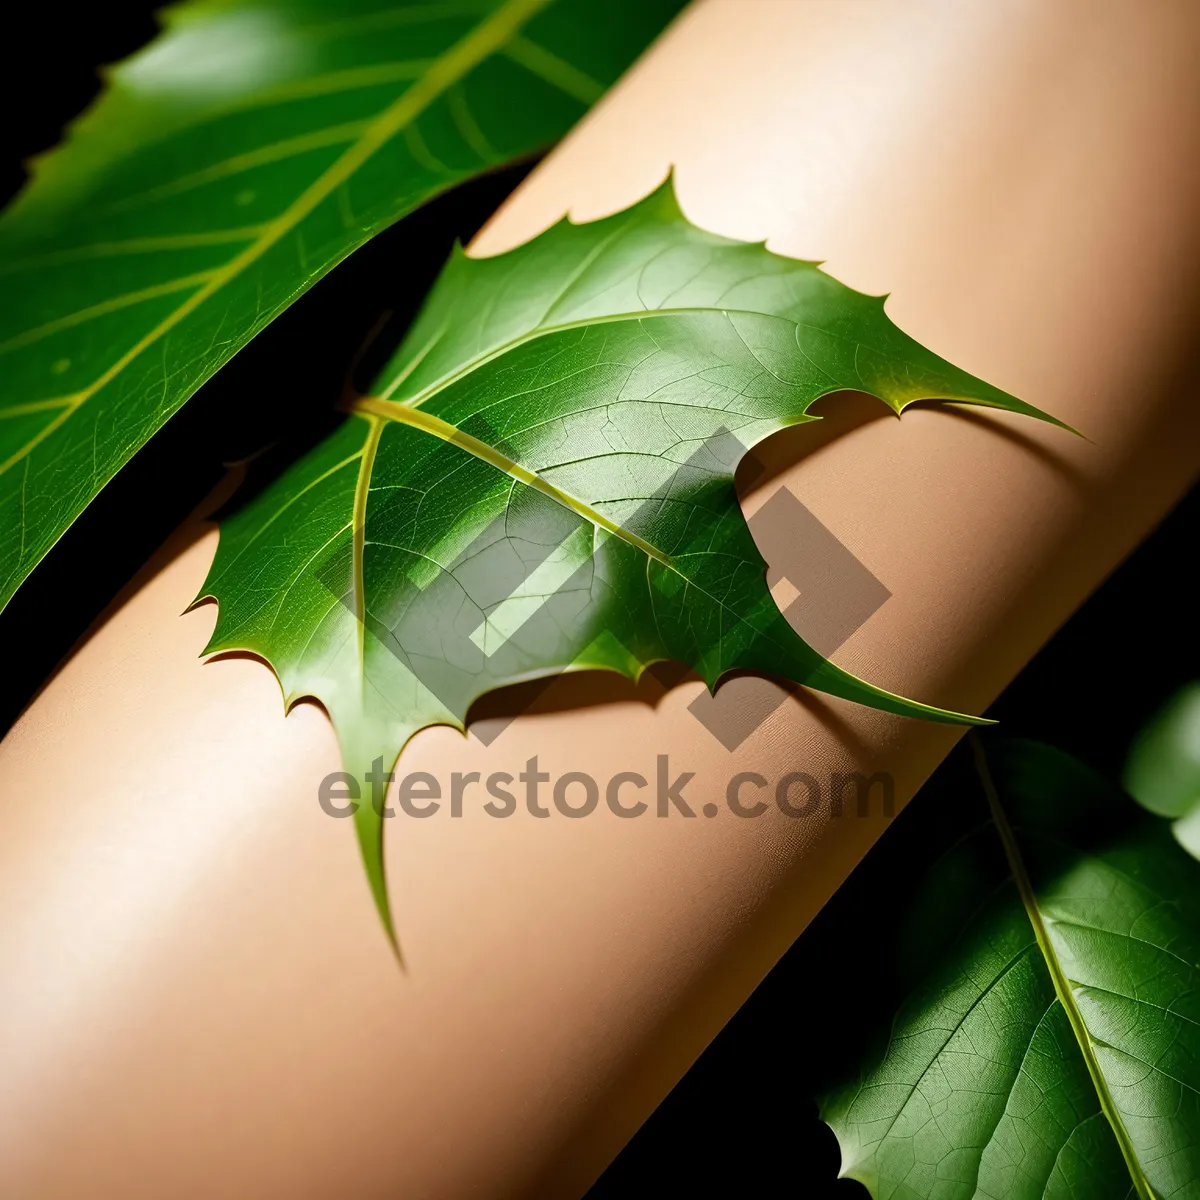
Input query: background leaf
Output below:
<box><xmin>1125</xmin><ymin>681</ymin><xmax>1200</xmax><ymax>861</ymax></box>
<box><xmin>0</xmin><ymin>0</ymin><xmax>686</xmax><ymax>611</ymax></box>
<box><xmin>589</xmin><ymin>460</ymin><xmax>1200</xmax><ymax>1200</ymax></box>
<box><xmin>823</xmin><ymin>738</ymin><xmax>1200</xmax><ymax>1200</ymax></box>
<box><xmin>200</xmin><ymin>180</ymin><xmax>1060</xmax><ymax>936</ymax></box>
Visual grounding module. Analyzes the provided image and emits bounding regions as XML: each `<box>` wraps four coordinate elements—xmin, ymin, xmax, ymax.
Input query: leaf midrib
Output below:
<box><xmin>0</xmin><ymin>0</ymin><xmax>554</xmax><ymax>481</ymax></box>
<box><xmin>345</xmin><ymin>391</ymin><xmax>974</xmax><ymax>729</ymax></box>
<box><xmin>350</xmin><ymin>309</ymin><xmax>977</xmax><ymax>725</ymax></box>
<box><xmin>361</xmin><ymin>303</ymin><xmax>821</xmax><ymax>584</ymax></box>
<box><xmin>346</xmin><ymin>391</ymin><xmax>845</xmax><ymax>702</ymax></box>
<box><xmin>352</xmin><ymin>414</ymin><xmax>385</xmax><ymax>688</ymax></box>
<box><xmin>969</xmin><ymin>735</ymin><xmax>1157</xmax><ymax>1200</ymax></box>
<box><xmin>351</xmin><ymin>393</ymin><xmax>673</xmax><ymax>568</ymax></box>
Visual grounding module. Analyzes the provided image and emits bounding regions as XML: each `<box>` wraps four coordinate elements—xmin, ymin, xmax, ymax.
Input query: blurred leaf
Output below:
<box><xmin>1125</xmin><ymin>682</ymin><xmax>1200</xmax><ymax>860</ymax></box>
<box><xmin>0</xmin><ymin>0</ymin><xmax>685</xmax><ymax>610</ymax></box>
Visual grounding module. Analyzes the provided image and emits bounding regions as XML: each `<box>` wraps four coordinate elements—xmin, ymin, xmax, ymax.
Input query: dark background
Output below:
<box><xmin>2</xmin><ymin>7</ymin><xmax>1196</xmax><ymax>1196</ymax></box>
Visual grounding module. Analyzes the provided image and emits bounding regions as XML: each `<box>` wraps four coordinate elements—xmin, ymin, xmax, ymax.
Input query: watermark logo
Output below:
<box><xmin>316</xmin><ymin>426</ymin><xmax>888</xmax><ymax>750</ymax></box>
<box><xmin>318</xmin><ymin>758</ymin><xmax>895</xmax><ymax>822</ymax></box>
<box><xmin>687</xmin><ymin>484</ymin><xmax>890</xmax><ymax>749</ymax></box>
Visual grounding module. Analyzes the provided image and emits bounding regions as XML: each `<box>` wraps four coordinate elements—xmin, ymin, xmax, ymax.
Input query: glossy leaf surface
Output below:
<box><xmin>824</xmin><ymin>739</ymin><xmax>1200</xmax><ymax>1200</ymax></box>
<box><xmin>201</xmin><ymin>182</ymin><xmax>1060</xmax><ymax>935</ymax></box>
<box><xmin>1126</xmin><ymin>681</ymin><xmax>1200</xmax><ymax>860</ymax></box>
<box><xmin>0</xmin><ymin>0</ymin><xmax>685</xmax><ymax>609</ymax></box>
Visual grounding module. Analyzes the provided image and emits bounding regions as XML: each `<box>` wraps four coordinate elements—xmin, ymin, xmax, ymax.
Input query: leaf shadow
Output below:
<box><xmin>734</xmin><ymin>389</ymin><xmax>892</xmax><ymax>499</ymax></box>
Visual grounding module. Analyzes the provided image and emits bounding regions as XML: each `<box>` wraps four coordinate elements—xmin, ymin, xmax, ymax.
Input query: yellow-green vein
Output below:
<box><xmin>349</xmin><ymin>391</ymin><xmax>976</xmax><ymax>728</ymax></box>
<box><xmin>502</xmin><ymin>35</ymin><xmax>604</xmax><ymax>106</ymax></box>
<box><xmin>351</xmin><ymin>393</ymin><xmax>672</xmax><ymax>568</ymax></box>
<box><xmin>0</xmin><ymin>226</ymin><xmax>267</xmax><ymax>275</ymax></box>
<box><xmin>0</xmin><ymin>0</ymin><xmax>554</xmax><ymax>481</ymax></box>
<box><xmin>0</xmin><ymin>270</ymin><xmax>216</xmax><ymax>356</ymax></box>
<box><xmin>351</xmin><ymin>412</ymin><xmax>385</xmax><ymax>687</ymax></box>
<box><xmin>106</xmin><ymin>121</ymin><xmax>371</xmax><ymax>212</ymax></box>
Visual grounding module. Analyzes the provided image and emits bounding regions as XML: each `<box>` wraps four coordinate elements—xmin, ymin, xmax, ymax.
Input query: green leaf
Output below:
<box><xmin>199</xmin><ymin>180</ymin><xmax>1062</xmax><ymax>939</ymax></box>
<box><xmin>1125</xmin><ymin>682</ymin><xmax>1200</xmax><ymax>860</ymax></box>
<box><xmin>823</xmin><ymin>737</ymin><xmax>1200</xmax><ymax>1200</ymax></box>
<box><xmin>0</xmin><ymin>0</ymin><xmax>686</xmax><ymax>611</ymax></box>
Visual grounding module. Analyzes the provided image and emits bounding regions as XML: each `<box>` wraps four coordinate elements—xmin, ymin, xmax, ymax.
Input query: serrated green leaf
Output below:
<box><xmin>200</xmin><ymin>180</ymin><xmax>1062</xmax><ymax>939</ymax></box>
<box><xmin>0</xmin><ymin>0</ymin><xmax>686</xmax><ymax>611</ymax></box>
<box><xmin>823</xmin><ymin>738</ymin><xmax>1200</xmax><ymax>1200</ymax></box>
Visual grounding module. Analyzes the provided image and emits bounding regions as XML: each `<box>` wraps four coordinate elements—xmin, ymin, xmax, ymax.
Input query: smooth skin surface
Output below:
<box><xmin>3</xmin><ymin>1</ymin><xmax>1200</xmax><ymax>1196</ymax></box>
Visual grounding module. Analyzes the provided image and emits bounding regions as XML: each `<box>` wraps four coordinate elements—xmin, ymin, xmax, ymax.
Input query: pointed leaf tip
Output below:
<box><xmin>208</xmin><ymin>171</ymin><xmax>1055</xmax><ymax>941</ymax></box>
<box><xmin>354</xmin><ymin>798</ymin><xmax>400</xmax><ymax>957</ymax></box>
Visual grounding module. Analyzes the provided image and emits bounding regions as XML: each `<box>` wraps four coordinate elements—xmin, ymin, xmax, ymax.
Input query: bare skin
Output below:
<box><xmin>2</xmin><ymin>2</ymin><xmax>1200</xmax><ymax>1196</ymax></box>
